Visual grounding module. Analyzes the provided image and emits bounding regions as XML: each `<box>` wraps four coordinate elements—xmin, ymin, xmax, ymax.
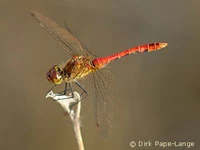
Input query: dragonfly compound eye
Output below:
<box><xmin>46</xmin><ymin>65</ymin><xmax>64</xmax><ymax>84</ymax></box>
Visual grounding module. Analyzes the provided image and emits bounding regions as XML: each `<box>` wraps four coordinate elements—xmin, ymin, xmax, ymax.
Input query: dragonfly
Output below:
<box><xmin>31</xmin><ymin>11</ymin><xmax>168</xmax><ymax>137</ymax></box>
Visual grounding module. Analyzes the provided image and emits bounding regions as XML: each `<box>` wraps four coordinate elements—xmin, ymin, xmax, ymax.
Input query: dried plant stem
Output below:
<box><xmin>72</xmin><ymin>100</ymin><xmax>84</xmax><ymax>150</ymax></box>
<box><xmin>46</xmin><ymin>91</ymin><xmax>85</xmax><ymax>150</ymax></box>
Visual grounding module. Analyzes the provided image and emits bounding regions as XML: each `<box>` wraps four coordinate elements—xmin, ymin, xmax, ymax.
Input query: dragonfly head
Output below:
<box><xmin>46</xmin><ymin>65</ymin><xmax>64</xmax><ymax>84</ymax></box>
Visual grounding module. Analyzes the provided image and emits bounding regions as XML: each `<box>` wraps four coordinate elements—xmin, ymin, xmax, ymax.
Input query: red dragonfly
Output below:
<box><xmin>31</xmin><ymin>11</ymin><xmax>167</xmax><ymax>137</ymax></box>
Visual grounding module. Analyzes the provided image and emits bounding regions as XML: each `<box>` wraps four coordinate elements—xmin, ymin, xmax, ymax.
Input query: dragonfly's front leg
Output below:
<box><xmin>64</xmin><ymin>82</ymin><xmax>68</xmax><ymax>95</ymax></box>
<box><xmin>46</xmin><ymin>84</ymin><xmax>57</xmax><ymax>95</ymax></box>
<box><xmin>55</xmin><ymin>82</ymin><xmax>71</xmax><ymax>97</ymax></box>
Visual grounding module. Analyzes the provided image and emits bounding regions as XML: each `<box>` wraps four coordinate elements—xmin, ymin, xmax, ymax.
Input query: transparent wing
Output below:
<box><xmin>31</xmin><ymin>11</ymin><xmax>92</xmax><ymax>56</ymax></box>
<box><xmin>92</xmin><ymin>67</ymin><xmax>115</xmax><ymax>138</ymax></box>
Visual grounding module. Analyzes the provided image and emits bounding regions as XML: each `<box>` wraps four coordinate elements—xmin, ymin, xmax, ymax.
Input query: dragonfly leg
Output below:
<box><xmin>46</xmin><ymin>84</ymin><xmax>56</xmax><ymax>95</ymax></box>
<box><xmin>68</xmin><ymin>82</ymin><xmax>74</xmax><ymax>98</ymax></box>
<box><xmin>57</xmin><ymin>83</ymin><xmax>71</xmax><ymax>95</ymax></box>
<box><xmin>64</xmin><ymin>82</ymin><xmax>68</xmax><ymax>95</ymax></box>
<box><xmin>56</xmin><ymin>83</ymin><xmax>74</xmax><ymax>100</ymax></box>
<box><xmin>75</xmin><ymin>81</ymin><xmax>88</xmax><ymax>97</ymax></box>
<box><xmin>69</xmin><ymin>81</ymin><xmax>88</xmax><ymax>108</ymax></box>
<box><xmin>47</xmin><ymin>82</ymin><xmax>87</xmax><ymax>104</ymax></box>
<box><xmin>47</xmin><ymin>83</ymin><xmax>74</xmax><ymax>101</ymax></box>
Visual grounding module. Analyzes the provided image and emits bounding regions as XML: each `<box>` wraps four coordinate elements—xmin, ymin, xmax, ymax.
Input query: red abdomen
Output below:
<box><xmin>92</xmin><ymin>42</ymin><xmax>167</xmax><ymax>69</ymax></box>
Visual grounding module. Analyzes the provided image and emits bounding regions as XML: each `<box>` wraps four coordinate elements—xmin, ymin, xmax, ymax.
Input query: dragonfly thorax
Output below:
<box><xmin>63</xmin><ymin>56</ymin><xmax>96</xmax><ymax>82</ymax></box>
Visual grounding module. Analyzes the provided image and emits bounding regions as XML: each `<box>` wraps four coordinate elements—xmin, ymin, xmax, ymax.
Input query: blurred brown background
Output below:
<box><xmin>1</xmin><ymin>0</ymin><xmax>200</xmax><ymax>150</ymax></box>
